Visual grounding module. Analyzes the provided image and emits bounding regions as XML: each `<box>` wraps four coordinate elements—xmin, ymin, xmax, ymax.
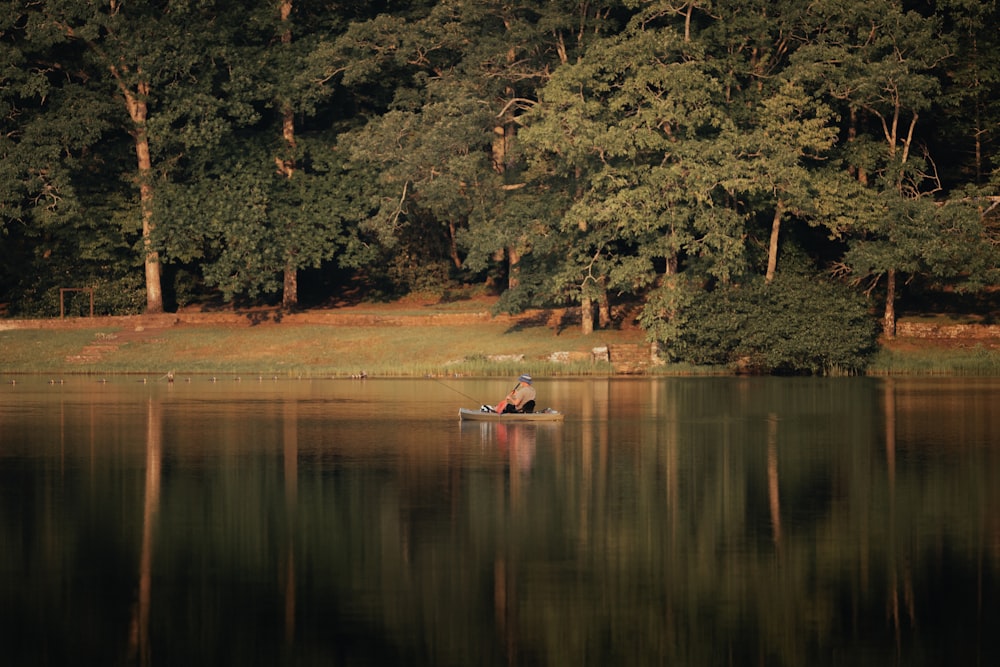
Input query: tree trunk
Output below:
<box><xmin>448</xmin><ymin>221</ymin><xmax>463</xmax><ymax>269</ymax></box>
<box><xmin>883</xmin><ymin>268</ymin><xmax>897</xmax><ymax>339</ymax></box>
<box><xmin>117</xmin><ymin>73</ymin><xmax>163</xmax><ymax>314</ymax></box>
<box><xmin>491</xmin><ymin>37</ymin><xmax>520</xmax><ymax>292</ymax></box>
<box><xmin>507</xmin><ymin>246</ymin><xmax>520</xmax><ymax>290</ymax></box>
<box><xmin>137</xmin><ymin>130</ymin><xmax>163</xmax><ymax>314</ymax></box>
<box><xmin>598</xmin><ymin>281</ymin><xmax>611</xmax><ymax>329</ymax></box>
<box><xmin>279</xmin><ymin>99</ymin><xmax>298</xmax><ymax>310</ymax></box>
<box><xmin>485</xmin><ymin>248</ymin><xmax>505</xmax><ymax>290</ymax></box>
<box><xmin>492</xmin><ymin>122</ymin><xmax>511</xmax><ymax>174</ymax></box>
<box><xmin>581</xmin><ymin>294</ymin><xmax>594</xmax><ymax>335</ymax></box>
<box><xmin>278</xmin><ymin>0</ymin><xmax>298</xmax><ymax>310</ymax></box>
<box><xmin>765</xmin><ymin>201</ymin><xmax>782</xmax><ymax>284</ymax></box>
<box><xmin>848</xmin><ymin>107</ymin><xmax>868</xmax><ymax>185</ymax></box>
<box><xmin>283</xmin><ymin>266</ymin><xmax>298</xmax><ymax>310</ymax></box>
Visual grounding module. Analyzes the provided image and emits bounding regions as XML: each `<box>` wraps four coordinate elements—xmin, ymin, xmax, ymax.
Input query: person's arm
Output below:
<box><xmin>507</xmin><ymin>386</ymin><xmax>522</xmax><ymax>407</ymax></box>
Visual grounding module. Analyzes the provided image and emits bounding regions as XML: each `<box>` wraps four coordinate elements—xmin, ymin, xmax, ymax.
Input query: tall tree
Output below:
<box><xmin>932</xmin><ymin>0</ymin><xmax>1000</xmax><ymax>188</ymax></box>
<box><xmin>155</xmin><ymin>0</ymin><xmax>376</xmax><ymax>306</ymax></box>
<box><xmin>332</xmin><ymin>1</ymin><xmax>620</xmax><ymax>298</ymax></box>
<box><xmin>792</xmin><ymin>0</ymin><xmax>952</xmax><ymax>336</ymax></box>
<box><xmin>486</xmin><ymin>0</ymin><xmax>622</xmax><ymax>290</ymax></box>
<box><xmin>516</xmin><ymin>13</ymin><xmax>750</xmax><ymax>331</ymax></box>
<box><xmin>728</xmin><ymin>80</ymin><xmax>859</xmax><ymax>284</ymax></box>
<box><xmin>3</xmin><ymin>2</ymin><xmax>145</xmax><ymax>314</ymax></box>
<box><xmin>22</xmin><ymin>0</ymin><xmax>256</xmax><ymax>314</ymax></box>
<box><xmin>3</xmin><ymin>0</ymin><xmax>997</xmax><ymax>325</ymax></box>
<box><xmin>0</xmin><ymin>9</ymin><xmax>66</xmax><ymax>303</ymax></box>
<box><xmin>276</xmin><ymin>0</ymin><xmax>299</xmax><ymax>309</ymax></box>
<box><xmin>267</xmin><ymin>0</ymin><xmax>353</xmax><ymax>309</ymax></box>
<box><xmin>843</xmin><ymin>194</ymin><xmax>1000</xmax><ymax>325</ymax></box>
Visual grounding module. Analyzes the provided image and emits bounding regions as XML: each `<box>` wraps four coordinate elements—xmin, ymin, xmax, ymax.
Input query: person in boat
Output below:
<box><xmin>498</xmin><ymin>374</ymin><xmax>536</xmax><ymax>414</ymax></box>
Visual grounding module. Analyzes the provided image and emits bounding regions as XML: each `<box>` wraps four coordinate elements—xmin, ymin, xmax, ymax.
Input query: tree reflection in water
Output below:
<box><xmin>0</xmin><ymin>377</ymin><xmax>998</xmax><ymax>666</ymax></box>
<box><xmin>128</xmin><ymin>397</ymin><xmax>161</xmax><ymax>666</ymax></box>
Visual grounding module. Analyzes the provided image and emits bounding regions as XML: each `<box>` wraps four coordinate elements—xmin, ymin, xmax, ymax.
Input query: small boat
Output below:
<box><xmin>459</xmin><ymin>407</ymin><xmax>565</xmax><ymax>422</ymax></box>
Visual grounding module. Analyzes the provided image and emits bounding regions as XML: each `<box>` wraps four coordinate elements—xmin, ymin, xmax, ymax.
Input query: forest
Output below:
<box><xmin>2</xmin><ymin>1</ymin><xmax>999</xmax><ymax>373</ymax></box>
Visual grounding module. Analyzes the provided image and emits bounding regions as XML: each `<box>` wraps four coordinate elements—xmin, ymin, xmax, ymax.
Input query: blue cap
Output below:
<box><xmin>518</xmin><ymin>374</ymin><xmax>532</xmax><ymax>384</ymax></box>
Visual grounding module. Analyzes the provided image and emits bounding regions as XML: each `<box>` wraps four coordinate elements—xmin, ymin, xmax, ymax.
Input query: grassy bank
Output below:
<box><xmin>2</xmin><ymin>311</ymin><xmax>999</xmax><ymax>377</ymax></box>
<box><xmin>0</xmin><ymin>321</ymin><xmax>631</xmax><ymax>377</ymax></box>
<box><xmin>867</xmin><ymin>344</ymin><xmax>1000</xmax><ymax>375</ymax></box>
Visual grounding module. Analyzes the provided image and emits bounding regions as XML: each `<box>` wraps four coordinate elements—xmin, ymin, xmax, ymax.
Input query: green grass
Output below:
<box><xmin>4</xmin><ymin>318</ymin><xmax>999</xmax><ymax>377</ymax></box>
<box><xmin>867</xmin><ymin>344</ymin><xmax>1000</xmax><ymax>375</ymax></box>
<box><xmin>0</xmin><ymin>322</ymin><xmax>631</xmax><ymax>377</ymax></box>
<box><xmin>0</xmin><ymin>330</ymin><xmax>116</xmax><ymax>372</ymax></box>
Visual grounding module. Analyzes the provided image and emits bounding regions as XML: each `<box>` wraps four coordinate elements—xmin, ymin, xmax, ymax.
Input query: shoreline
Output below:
<box><xmin>2</xmin><ymin>301</ymin><xmax>999</xmax><ymax>376</ymax></box>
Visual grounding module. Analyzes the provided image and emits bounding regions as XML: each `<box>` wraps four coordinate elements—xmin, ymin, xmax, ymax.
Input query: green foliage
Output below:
<box><xmin>637</xmin><ymin>273</ymin><xmax>701</xmax><ymax>344</ymax></box>
<box><xmin>168</xmin><ymin>267</ymin><xmax>204</xmax><ymax>309</ymax></box>
<box><xmin>658</xmin><ymin>272</ymin><xmax>880</xmax><ymax>375</ymax></box>
<box><xmin>510</xmin><ymin>19</ymin><xmax>746</xmax><ymax>314</ymax></box>
<box><xmin>844</xmin><ymin>193</ymin><xmax>999</xmax><ymax>294</ymax></box>
<box><xmin>372</xmin><ymin>209</ymin><xmax>460</xmax><ymax>296</ymax></box>
<box><xmin>153</xmin><ymin>127</ymin><xmax>362</xmax><ymax>302</ymax></box>
<box><xmin>1</xmin><ymin>0</ymin><xmax>998</xmax><ymax>331</ymax></box>
<box><xmin>14</xmin><ymin>269</ymin><xmax>145</xmax><ymax>318</ymax></box>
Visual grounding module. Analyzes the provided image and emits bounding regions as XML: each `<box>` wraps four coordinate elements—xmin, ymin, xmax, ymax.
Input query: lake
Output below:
<box><xmin>1</xmin><ymin>375</ymin><xmax>998</xmax><ymax>666</ymax></box>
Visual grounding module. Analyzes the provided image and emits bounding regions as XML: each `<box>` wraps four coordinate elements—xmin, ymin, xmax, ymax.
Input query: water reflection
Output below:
<box><xmin>282</xmin><ymin>397</ymin><xmax>298</xmax><ymax>647</ymax></box>
<box><xmin>127</xmin><ymin>398</ymin><xmax>160</xmax><ymax>666</ymax></box>
<box><xmin>0</xmin><ymin>376</ymin><xmax>998</xmax><ymax>665</ymax></box>
<box><xmin>461</xmin><ymin>420</ymin><xmax>546</xmax><ymax>664</ymax></box>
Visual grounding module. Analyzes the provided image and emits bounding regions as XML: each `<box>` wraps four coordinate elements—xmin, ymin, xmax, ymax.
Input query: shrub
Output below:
<box><xmin>655</xmin><ymin>272</ymin><xmax>880</xmax><ymax>375</ymax></box>
<box><xmin>13</xmin><ymin>270</ymin><xmax>145</xmax><ymax>317</ymax></box>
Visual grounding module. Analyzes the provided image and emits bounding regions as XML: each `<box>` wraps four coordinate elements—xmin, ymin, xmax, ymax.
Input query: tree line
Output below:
<box><xmin>3</xmin><ymin>1</ymin><xmax>999</xmax><ymax>372</ymax></box>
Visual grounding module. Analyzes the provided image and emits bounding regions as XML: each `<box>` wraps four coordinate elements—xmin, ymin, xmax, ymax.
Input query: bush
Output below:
<box><xmin>12</xmin><ymin>270</ymin><xmax>145</xmax><ymax>317</ymax></box>
<box><xmin>655</xmin><ymin>273</ymin><xmax>880</xmax><ymax>375</ymax></box>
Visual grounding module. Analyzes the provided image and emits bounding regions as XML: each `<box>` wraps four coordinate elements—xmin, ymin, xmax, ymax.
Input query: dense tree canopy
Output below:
<box><xmin>2</xmin><ymin>0</ymin><xmax>999</xmax><ymax>371</ymax></box>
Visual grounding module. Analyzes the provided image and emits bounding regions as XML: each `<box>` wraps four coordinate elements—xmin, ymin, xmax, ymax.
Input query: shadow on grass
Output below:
<box><xmin>504</xmin><ymin>307</ymin><xmax>643</xmax><ymax>336</ymax></box>
<box><xmin>246</xmin><ymin>310</ymin><xmax>284</xmax><ymax>325</ymax></box>
<box><xmin>504</xmin><ymin>308</ymin><xmax>581</xmax><ymax>335</ymax></box>
<box><xmin>435</xmin><ymin>289</ymin><xmax>476</xmax><ymax>305</ymax></box>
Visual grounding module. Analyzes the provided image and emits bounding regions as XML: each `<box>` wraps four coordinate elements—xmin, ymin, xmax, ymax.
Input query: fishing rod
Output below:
<box><xmin>430</xmin><ymin>376</ymin><xmax>485</xmax><ymax>403</ymax></box>
<box><xmin>430</xmin><ymin>376</ymin><xmax>500</xmax><ymax>411</ymax></box>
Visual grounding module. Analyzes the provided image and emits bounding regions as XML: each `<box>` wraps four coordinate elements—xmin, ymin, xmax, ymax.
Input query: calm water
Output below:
<box><xmin>1</xmin><ymin>375</ymin><xmax>998</xmax><ymax>666</ymax></box>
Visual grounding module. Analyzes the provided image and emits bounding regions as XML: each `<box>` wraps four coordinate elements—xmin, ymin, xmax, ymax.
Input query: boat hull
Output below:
<box><xmin>459</xmin><ymin>407</ymin><xmax>564</xmax><ymax>422</ymax></box>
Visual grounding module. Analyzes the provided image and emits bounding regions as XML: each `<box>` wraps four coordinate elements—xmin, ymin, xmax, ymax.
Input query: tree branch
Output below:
<box><xmin>495</xmin><ymin>97</ymin><xmax>537</xmax><ymax>118</ymax></box>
